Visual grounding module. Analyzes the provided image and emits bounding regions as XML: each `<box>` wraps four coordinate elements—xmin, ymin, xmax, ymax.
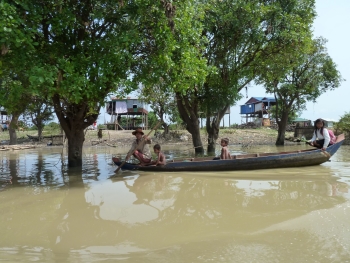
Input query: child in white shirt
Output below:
<box><xmin>308</xmin><ymin>118</ymin><xmax>330</xmax><ymax>151</ymax></box>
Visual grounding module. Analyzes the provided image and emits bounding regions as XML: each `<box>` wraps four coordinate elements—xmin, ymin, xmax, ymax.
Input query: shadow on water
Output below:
<box><xmin>0</xmin><ymin>146</ymin><xmax>349</xmax><ymax>262</ymax></box>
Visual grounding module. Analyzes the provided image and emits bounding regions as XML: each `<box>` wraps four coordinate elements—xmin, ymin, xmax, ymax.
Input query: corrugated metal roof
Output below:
<box><xmin>244</xmin><ymin>97</ymin><xmax>276</xmax><ymax>105</ymax></box>
<box><xmin>293</xmin><ymin>117</ymin><xmax>310</xmax><ymax>122</ymax></box>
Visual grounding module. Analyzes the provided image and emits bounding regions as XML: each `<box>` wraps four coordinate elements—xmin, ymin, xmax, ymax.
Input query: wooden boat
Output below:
<box><xmin>112</xmin><ymin>134</ymin><xmax>345</xmax><ymax>172</ymax></box>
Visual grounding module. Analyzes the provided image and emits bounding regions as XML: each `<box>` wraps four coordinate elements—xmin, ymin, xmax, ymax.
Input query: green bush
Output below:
<box><xmin>45</xmin><ymin>122</ymin><xmax>61</xmax><ymax>130</ymax></box>
<box><xmin>335</xmin><ymin>112</ymin><xmax>350</xmax><ymax>134</ymax></box>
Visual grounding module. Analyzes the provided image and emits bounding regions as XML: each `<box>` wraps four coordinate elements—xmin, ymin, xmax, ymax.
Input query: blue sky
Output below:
<box><xmin>99</xmin><ymin>1</ymin><xmax>349</xmax><ymax>126</ymax></box>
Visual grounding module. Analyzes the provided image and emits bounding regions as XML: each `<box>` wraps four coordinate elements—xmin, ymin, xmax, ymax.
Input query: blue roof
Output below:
<box><xmin>244</xmin><ymin>97</ymin><xmax>276</xmax><ymax>105</ymax></box>
<box><xmin>261</xmin><ymin>97</ymin><xmax>276</xmax><ymax>102</ymax></box>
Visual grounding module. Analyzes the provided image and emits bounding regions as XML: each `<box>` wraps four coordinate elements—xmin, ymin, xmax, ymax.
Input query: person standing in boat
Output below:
<box><xmin>220</xmin><ymin>138</ymin><xmax>232</xmax><ymax>159</ymax></box>
<box><xmin>308</xmin><ymin>118</ymin><xmax>331</xmax><ymax>151</ymax></box>
<box><xmin>126</xmin><ymin>127</ymin><xmax>152</xmax><ymax>166</ymax></box>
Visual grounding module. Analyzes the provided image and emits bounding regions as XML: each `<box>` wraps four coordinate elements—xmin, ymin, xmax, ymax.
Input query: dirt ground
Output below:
<box><xmin>84</xmin><ymin>128</ymin><xmax>296</xmax><ymax>148</ymax></box>
<box><xmin>0</xmin><ymin>128</ymin><xmax>296</xmax><ymax>148</ymax></box>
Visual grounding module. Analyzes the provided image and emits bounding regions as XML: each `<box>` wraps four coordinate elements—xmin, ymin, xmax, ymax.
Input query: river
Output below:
<box><xmin>0</xmin><ymin>144</ymin><xmax>349</xmax><ymax>262</ymax></box>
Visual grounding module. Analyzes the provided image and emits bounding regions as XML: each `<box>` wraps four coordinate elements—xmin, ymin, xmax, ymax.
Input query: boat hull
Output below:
<box><xmin>112</xmin><ymin>134</ymin><xmax>344</xmax><ymax>172</ymax></box>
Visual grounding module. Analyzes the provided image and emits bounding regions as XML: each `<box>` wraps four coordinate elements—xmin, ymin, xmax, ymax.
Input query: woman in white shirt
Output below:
<box><xmin>308</xmin><ymin>118</ymin><xmax>330</xmax><ymax>151</ymax></box>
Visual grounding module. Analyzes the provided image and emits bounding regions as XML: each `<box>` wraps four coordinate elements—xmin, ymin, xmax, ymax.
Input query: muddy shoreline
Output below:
<box><xmin>1</xmin><ymin>128</ymin><xmax>298</xmax><ymax>148</ymax></box>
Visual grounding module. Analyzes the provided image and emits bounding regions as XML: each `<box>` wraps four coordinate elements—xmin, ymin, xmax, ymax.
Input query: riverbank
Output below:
<box><xmin>0</xmin><ymin>128</ymin><xmax>297</xmax><ymax>148</ymax></box>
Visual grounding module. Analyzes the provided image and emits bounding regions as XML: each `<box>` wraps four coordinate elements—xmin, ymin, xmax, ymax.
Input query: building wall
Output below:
<box><xmin>240</xmin><ymin>104</ymin><xmax>255</xmax><ymax>114</ymax></box>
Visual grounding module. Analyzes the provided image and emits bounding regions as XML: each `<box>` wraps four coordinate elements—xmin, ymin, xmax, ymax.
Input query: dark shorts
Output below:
<box><xmin>314</xmin><ymin>139</ymin><xmax>331</xmax><ymax>149</ymax></box>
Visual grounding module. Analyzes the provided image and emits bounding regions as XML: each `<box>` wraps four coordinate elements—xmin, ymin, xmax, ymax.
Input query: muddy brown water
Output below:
<box><xmin>1</xmin><ymin>144</ymin><xmax>350</xmax><ymax>262</ymax></box>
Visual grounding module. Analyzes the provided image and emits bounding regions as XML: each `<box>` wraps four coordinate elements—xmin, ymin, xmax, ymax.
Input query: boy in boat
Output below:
<box><xmin>220</xmin><ymin>138</ymin><xmax>232</xmax><ymax>159</ymax></box>
<box><xmin>126</xmin><ymin>127</ymin><xmax>152</xmax><ymax>166</ymax></box>
<box><xmin>149</xmin><ymin>144</ymin><xmax>166</xmax><ymax>166</ymax></box>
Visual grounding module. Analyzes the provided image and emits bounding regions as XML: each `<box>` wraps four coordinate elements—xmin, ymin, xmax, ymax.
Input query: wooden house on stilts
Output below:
<box><xmin>239</xmin><ymin>97</ymin><xmax>276</xmax><ymax>126</ymax></box>
<box><xmin>105</xmin><ymin>98</ymin><xmax>149</xmax><ymax>130</ymax></box>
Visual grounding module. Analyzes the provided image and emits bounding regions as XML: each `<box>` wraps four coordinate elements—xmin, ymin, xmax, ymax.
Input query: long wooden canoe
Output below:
<box><xmin>112</xmin><ymin>134</ymin><xmax>345</xmax><ymax>172</ymax></box>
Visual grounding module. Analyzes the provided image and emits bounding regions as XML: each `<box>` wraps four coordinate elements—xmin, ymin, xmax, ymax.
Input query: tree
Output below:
<box><xmin>176</xmin><ymin>0</ymin><xmax>317</xmax><ymax>154</ymax></box>
<box><xmin>131</xmin><ymin>1</ymin><xmax>209</xmax><ymax>154</ymax></box>
<box><xmin>258</xmin><ymin>38</ymin><xmax>342</xmax><ymax>145</ymax></box>
<box><xmin>0</xmin><ymin>75</ymin><xmax>32</xmax><ymax>144</ymax></box>
<box><xmin>140</xmin><ymin>82</ymin><xmax>179</xmax><ymax>134</ymax></box>
<box><xmin>25</xmin><ymin>97</ymin><xmax>54</xmax><ymax>140</ymax></box>
<box><xmin>1</xmin><ymin>1</ymin><xmax>206</xmax><ymax>167</ymax></box>
<box><xmin>335</xmin><ymin>112</ymin><xmax>350</xmax><ymax>136</ymax></box>
<box><xmin>269</xmin><ymin>105</ymin><xmax>300</xmax><ymax>125</ymax></box>
<box><xmin>0</xmin><ymin>1</ymin><xmax>39</xmax><ymax>144</ymax></box>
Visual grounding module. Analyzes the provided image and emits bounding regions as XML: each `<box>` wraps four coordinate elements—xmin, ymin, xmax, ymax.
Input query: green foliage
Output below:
<box><xmin>132</xmin><ymin>0</ymin><xmax>209</xmax><ymax>92</ymax></box>
<box><xmin>45</xmin><ymin>122</ymin><xmax>61</xmax><ymax>130</ymax></box>
<box><xmin>28</xmin><ymin>125</ymin><xmax>38</xmax><ymax>131</ymax></box>
<box><xmin>0</xmin><ymin>1</ymin><xmax>38</xmax><ymax>116</ymax></box>
<box><xmin>140</xmin><ymin>84</ymin><xmax>180</xmax><ymax>128</ymax></box>
<box><xmin>336</xmin><ymin>112</ymin><xmax>350</xmax><ymax>134</ymax></box>
<box><xmin>258</xmin><ymin>38</ymin><xmax>342</xmax><ymax>128</ymax></box>
<box><xmin>147</xmin><ymin>111</ymin><xmax>159</xmax><ymax>129</ymax></box>
<box><xmin>269</xmin><ymin>105</ymin><xmax>300</xmax><ymax>124</ymax></box>
<box><xmin>2</xmin><ymin>0</ymin><xmax>209</xmax><ymax>128</ymax></box>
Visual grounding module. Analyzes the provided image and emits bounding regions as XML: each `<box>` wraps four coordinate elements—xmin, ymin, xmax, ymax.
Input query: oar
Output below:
<box><xmin>114</xmin><ymin>121</ymin><xmax>162</xmax><ymax>173</ymax></box>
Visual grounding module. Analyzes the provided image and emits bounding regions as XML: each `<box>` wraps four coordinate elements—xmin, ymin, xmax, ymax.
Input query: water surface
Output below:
<box><xmin>0</xmin><ymin>144</ymin><xmax>349</xmax><ymax>262</ymax></box>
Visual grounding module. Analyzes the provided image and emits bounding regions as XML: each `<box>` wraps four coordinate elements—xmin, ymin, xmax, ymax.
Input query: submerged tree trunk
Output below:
<box><xmin>276</xmin><ymin>111</ymin><xmax>289</xmax><ymax>145</ymax></box>
<box><xmin>206</xmin><ymin>120</ymin><xmax>219</xmax><ymax>154</ymax></box>
<box><xmin>66</xmin><ymin>129</ymin><xmax>85</xmax><ymax>167</ymax></box>
<box><xmin>53</xmin><ymin>94</ymin><xmax>98</xmax><ymax>168</ymax></box>
<box><xmin>187</xmin><ymin>121</ymin><xmax>203</xmax><ymax>154</ymax></box>
<box><xmin>206</xmin><ymin>105</ymin><xmax>230</xmax><ymax>154</ymax></box>
<box><xmin>176</xmin><ymin>92</ymin><xmax>204</xmax><ymax>154</ymax></box>
<box><xmin>8</xmin><ymin>114</ymin><xmax>19</xmax><ymax>145</ymax></box>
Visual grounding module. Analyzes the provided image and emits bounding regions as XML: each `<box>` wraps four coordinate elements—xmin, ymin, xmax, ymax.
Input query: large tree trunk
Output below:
<box><xmin>206</xmin><ymin>105</ymin><xmax>230</xmax><ymax>154</ymax></box>
<box><xmin>276</xmin><ymin>111</ymin><xmax>289</xmax><ymax>145</ymax></box>
<box><xmin>53</xmin><ymin>94</ymin><xmax>98</xmax><ymax>168</ymax></box>
<box><xmin>163</xmin><ymin>123</ymin><xmax>169</xmax><ymax>135</ymax></box>
<box><xmin>206</xmin><ymin>119</ymin><xmax>219</xmax><ymax>154</ymax></box>
<box><xmin>66</xmin><ymin>129</ymin><xmax>85</xmax><ymax>167</ymax></box>
<box><xmin>37</xmin><ymin>123</ymin><xmax>44</xmax><ymax>141</ymax></box>
<box><xmin>187</xmin><ymin>120</ymin><xmax>203</xmax><ymax>154</ymax></box>
<box><xmin>8</xmin><ymin>114</ymin><xmax>19</xmax><ymax>145</ymax></box>
<box><xmin>175</xmin><ymin>92</ymin><xmax>204</xmax><ymax>154</ymax></box>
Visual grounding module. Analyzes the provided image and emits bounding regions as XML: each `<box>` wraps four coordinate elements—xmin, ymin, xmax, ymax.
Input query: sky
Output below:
<box><xmin>99</xmin><ymin>1</ymin><xmax>350</xmax><ymax>126</ymax></box>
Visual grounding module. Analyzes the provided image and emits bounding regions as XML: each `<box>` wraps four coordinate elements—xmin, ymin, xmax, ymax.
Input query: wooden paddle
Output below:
<box><xmin>114</xmin><ymin>121</ymin><xmax>161</xmax><ymax>173</ymax></box>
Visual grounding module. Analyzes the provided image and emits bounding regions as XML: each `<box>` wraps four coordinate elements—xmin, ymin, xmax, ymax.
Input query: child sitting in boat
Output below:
<box><xmin>149</xmin><ymin>144</ymin><xmax>166</xmax><ymax>166</ymax></box>
<box><xmin>308</xmin><ymin>118</ymin><xmax>332</xmax><ymax>151</ymax></box>
<box><xmin>214</xmin><ymin>138</ymin><xmax>232</xmax><ymax>160</ymax></box>
<box><xmin>220</xmin><ymin>138</ymin><xmax>232</xmax><ymax>159</ymax></box>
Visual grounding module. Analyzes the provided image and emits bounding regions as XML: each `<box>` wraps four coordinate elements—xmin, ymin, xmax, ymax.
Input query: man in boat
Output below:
<box><xmin>126</xmin><ymin>127</ymin><xmax>152</xmax><ymax>166</ymax></box>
